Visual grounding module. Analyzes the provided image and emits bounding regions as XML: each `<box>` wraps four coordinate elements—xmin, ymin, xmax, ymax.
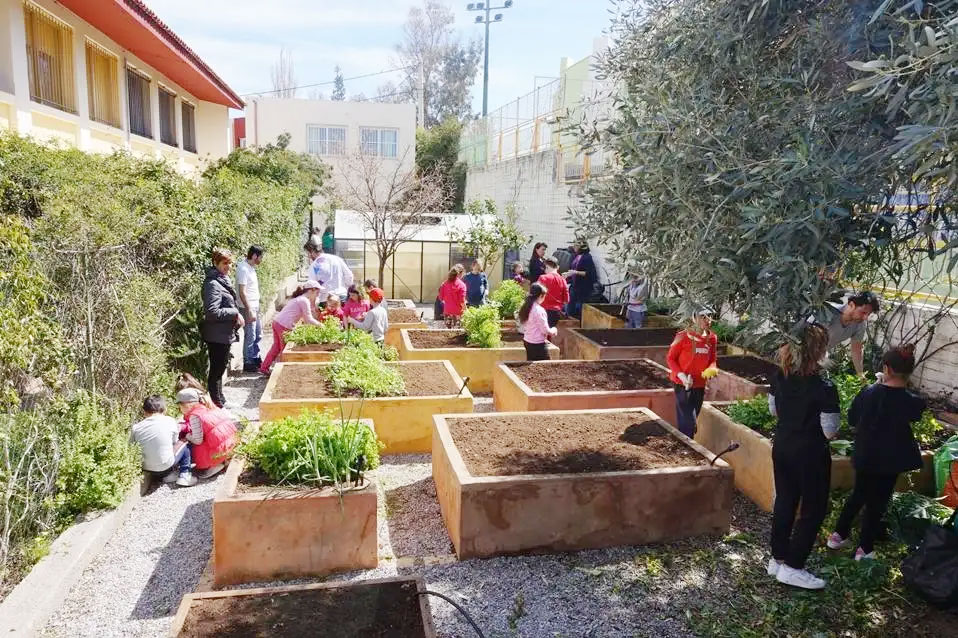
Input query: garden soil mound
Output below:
<box><xmin>272</xmin><ymin>362</ymin><xmax>459</xmax><ymax>399</ymax></box>
<box><xmin>388</xmin><ymin>309</ymin><xmax>422</xmax><ymax>323</ymax></box>
<box><xmin>717</xmin><ymin>355</ymin><xmax>777</xmax><ymax>384</ymax></box>
<box><xmin>408</xmin><ymin>329</ymin><xmax>524</xmax><ymax>348</ymax></box>
<box><xmin>577</xmin><ymin>328</ymin><xmax>677</xmax><ymax>346</ymax></box>
<box><xmin>507</xmin><ymin>360</ymin><xmax>671</xmax><ymax>391</ymax></box>
<box><xmin>449</xmin><ymin>412</ymin><xmax>705</xmax><ymax>476</ymax></box>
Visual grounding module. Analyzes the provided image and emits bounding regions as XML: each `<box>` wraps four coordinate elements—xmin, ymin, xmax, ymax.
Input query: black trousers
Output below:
<box><xmin>206</xmin><ymin>341</ymin><xmax>230</xmax><ymax>407</ymax></box>
<box><xmin>672</xmin><ymin>384</ymin><xmax>704</xmax><ymax>438</ymax></box>
<box><xmin>523</xmin><ymin>340</ymin><xmax>550</xmax><ymax>361</ymax></box>
<box><xmin>771</xmin><ymin>441</ymin><xmax>831</xmax><ymax>569</ymax></box>
<box><xmin>835</xmin><ymin>470</ymin><xmax>898</xmax><ymax>553</ymax></box>
<box><xmin>545</xmin><ymin>309</ymin><xmax>561</xmax><ymax>328</ymax></box>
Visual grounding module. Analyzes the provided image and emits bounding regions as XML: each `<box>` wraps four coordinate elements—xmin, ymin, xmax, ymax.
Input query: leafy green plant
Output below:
<box><xmin>912</xmin><ymin>410</ymin><xmax>945</xmax><ymax>449</ymax></box>
<box><xmin>286</xmin><ymin>318</ymin><xmax>346</xmax><ymax>345</ymax></box>
<box><xmin>240</xmin><ymin>411</ymin><xmax>381</xmax><ymax>487</ymax></box>
<box><xmin>328</xmin><ymin>343</ymin><xmax>406</xmax><ymax>397</ymax></box>
<box><xmin>884</xmin><ymin>490</ymin><xmax>954</xmax><ymax>546</ymax></box>
<box><xmin>461</xmin><ymin>304</ymin><xmax>502</xmax><ymax>348</ymax></box>
<box><xmin>489</xmin><ymin>280</ymin><xmax>526</xmax><ymax>321</ymax></box>
<box><xmin>725</xmin><ymin>396</ymin><xmax>776</xmax><ymax>437</ymax></box>
<box><xmin>710</xmin><ymin>320</ymin><xmax>743</xmax><ymax>345</ymax></box>
<box><xmin>645</xmin><ymin>297</ymin><xmax>679</xmax><ymax>316</ymax></box>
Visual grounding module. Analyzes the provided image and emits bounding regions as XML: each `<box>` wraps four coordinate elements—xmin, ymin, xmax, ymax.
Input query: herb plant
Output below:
<box><xmin>489</xmin><ymin>280</ymin><xmax>526</xmax><ymax>320</ymax></box>
<box><xmin>725</xmin><ymin>396</ymin><xmax>776</xmax><ymax>437</ymax></box>
<box><xmin>328</xmin><ymin>343</ymin><xmax>406</xmax><ymax>397</ymax></box>
<box><xmin>286</xmin><ymin>318</ymin><xmax>346</xmax><ymax>345</ymax></box>
<box><xmin>461</xmin><ymin>304</ymin><xmax>502</xmax><ymax>348</ymax></box>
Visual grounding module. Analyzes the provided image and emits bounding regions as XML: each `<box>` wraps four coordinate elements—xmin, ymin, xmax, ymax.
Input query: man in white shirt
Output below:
<box><xmin>305</xmin><ymin>239</ymin><xmax>354</xmax><ymax>301</ymax></box>
<box><xmin>129</xmin><ymin>396</ymin><xmax>196</xmax><ymax>487</ymax></box>
<box><xmin>236</xmin><ymin>245</ymin><xmax>265</xmax><ymax>373</ymax></box>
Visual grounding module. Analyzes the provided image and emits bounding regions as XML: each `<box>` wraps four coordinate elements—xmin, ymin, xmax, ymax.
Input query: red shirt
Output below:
<box><xmin>438</xmin><ymin>279</ymin><xmax>467</xmax><ymax>316</ymax></box>
<box><xmin>666</xmin><ymin>330</ymin><xmax>718</xmax><ymax>388</ymax></box>
<box><xmin>537</xmin><ymin>271</ymin><xmax>570</xmax><ymax>311</ymax></box>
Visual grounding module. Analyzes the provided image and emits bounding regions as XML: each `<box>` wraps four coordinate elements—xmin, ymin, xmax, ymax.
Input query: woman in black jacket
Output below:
<box><xmin>201</xmin><ymin>248</ymin><xmax>244</xmax><ymax>407</ymax></box>
<box><xmin>564</xmin><ymin>242</ymin><xmax>597</xmax><ymax>319</ymax></box>
<box><xmin>527</xmin><ymin>242</ymin><xmax>547</xmax><ymax>283</ymax></box>
<box><xmin>826</xmin><ymin>344</ymin><xmax>925</xmax><ymax>560</ymax></box>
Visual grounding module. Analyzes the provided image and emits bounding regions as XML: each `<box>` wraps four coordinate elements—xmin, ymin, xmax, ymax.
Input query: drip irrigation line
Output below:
<box><xmin>417</xmin><ymin>590</ymin><xmax>486</xmax><ymax>638</ymax></box>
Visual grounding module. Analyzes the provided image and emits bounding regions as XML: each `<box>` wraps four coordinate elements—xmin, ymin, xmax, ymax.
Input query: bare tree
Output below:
<box><xmin>270</xmin><ymin>47</ymin><xmax>297</xmax><ymax>98</ymax></box>
<box><xmin>336</xmin><ymin>148</ymin><xmax>453</xmax><ymax>285</ymax></box>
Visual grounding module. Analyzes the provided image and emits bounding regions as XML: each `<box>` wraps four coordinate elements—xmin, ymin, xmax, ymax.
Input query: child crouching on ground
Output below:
<box><xmin>826</xmin><ymin>344</ymin><xmax>926</xmax><ymax>560</ymax></box>
<box><xmin>130</xmin><ymin>395</ymin><xmax>196</xmax><ymax>487</ymax></box>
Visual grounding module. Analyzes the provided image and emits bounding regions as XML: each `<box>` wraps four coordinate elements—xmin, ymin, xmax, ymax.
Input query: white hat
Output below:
<box><xmin>302</xmin><ymin>280</ymin><xmax>321</xmax><ymax>290</ymax></box>
<box><xmin>176</xmin><ymin>388</ymin><xmax>202</xmax><ymax>404</ymax></box>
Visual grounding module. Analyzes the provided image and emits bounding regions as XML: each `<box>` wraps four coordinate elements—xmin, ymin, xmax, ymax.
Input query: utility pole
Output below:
<box><xmin>467</xmin><ymin>1</ymin><xmax>513</xmax><ymax>117</ymax></box>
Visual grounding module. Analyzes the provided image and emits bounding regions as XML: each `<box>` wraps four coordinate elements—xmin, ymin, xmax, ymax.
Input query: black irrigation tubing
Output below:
<box><xmin>417</xmin><ymin>590</ymin><xmax>486</xmax><ymax>638</ymax></box>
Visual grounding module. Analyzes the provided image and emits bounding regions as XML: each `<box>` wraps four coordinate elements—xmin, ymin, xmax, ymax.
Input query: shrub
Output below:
<box><xmin>489</xmin><ymin>281</ymin><xmax>526</xmax><ymax>320</ymax></box>
<box><xmin>461</xmin><ymin>304</ymin><xmax>502</xmax><ymax>348</ymax></box>
<box><xmin>725</xmin><ymin>396</ymin><xmax>776</xmax><ymax>437</ymax></box>
<box><xmin>646</xmin><ymin>297</ymin><xmax>680</xmax><ymax>316</ymax></box>
<box><xmin>328</xmin><ymin>343</ymin><xmax>406</xmax><ymax>397</ymax></box>
<box><xmin>241</xmin><ymin>411</ymin><xmax>381</xmax><ymax>487</ymax></box>
<box><xmin>286</xmin><ymin>318</ymin><xmax>346</xmax><ymax>345</ymax></box>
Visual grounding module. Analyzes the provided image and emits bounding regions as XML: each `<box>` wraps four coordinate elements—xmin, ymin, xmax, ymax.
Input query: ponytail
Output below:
<box><xmin>882</xmin><ymin>343</ymin><xmax>916</xmax><ymax>376</ymax></box>
<box><xmin>291</xmin><ymin>286</ymin><xmax>308</xmax><ymax>298</ymax></box>
<box><xmin>517</xmin><ymin>284</ymin><xmax>547</xmax><ymax>323</ymax></box>
<box><xmin>777</xmin><ymin>322</ymin><xmax>828</xmax><ymax>376</ymax></box>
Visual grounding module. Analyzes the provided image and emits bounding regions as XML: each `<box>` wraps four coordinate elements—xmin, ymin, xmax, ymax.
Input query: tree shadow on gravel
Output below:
<box><xmin>385</xmin><ymin>477</ymin><xmax>454</xmax><ymax>559</ymax></box>
<box><xmin>129</xmin><ymin>499</ymin><xmax>212</xmax><ymax>620</ymax></box>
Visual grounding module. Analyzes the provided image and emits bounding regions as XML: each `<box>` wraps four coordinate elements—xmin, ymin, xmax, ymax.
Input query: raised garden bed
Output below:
<box><xmin>280</xmin><ymin>341</ymin><xmax>343</xmax><ymax>363</ymax></box>
<box><xmin>212</xmin><ymin>432</ymin><xmax>378</xmax><ymax>586</ymax></box>
<box><xmin>501</xmin><ymin>318</ymin><xmax>580</xmax><ymax>355</ymax></box>
<box><xmin>562</xmin><ymin>328</ymin><xmax>679</xmax><ymax>364</ymax></box>
<box><xmin>387</xmin><ymin>298</ymin><xmax>416</xmax><ymax>309</ymax></box>
<box><xmin>433</xmin><ymin>407</ymin><xmax>733</xmax><ymax>559</ymax></box>
<box><xmin>172</xmin><ymin>577</ymin><xmax>437</xmax><ymax>637</ymax></box>
<box><xmin>259</xmin><ymin>361</ymin><xmax>472</xmax><ymax>453</ymax></box>
<box><xmin>696</xmin><ymin>402</ymin><xmax>937</xmax><ymax>512</ymax></box>
<box><xmin>581</xmin><ymin>304</ymin><xmax>674</xmax><ymax>330</ymax></box>
<box><xmin>399</xmin><ymin>329</ymin><xmax>559</xmax><ymax>393</ymax></box>
<box><xmin>493</xmin><ymin>359</ymin><xmax>678</xmax><ymax>426</ymax></box>
<box><xmin>704</xmin><ymin>354</ymin><xmax>777</xmax><ymax>401</ymax></box>
<box><xmin>385</xmin><ymin>308</ymin><xmax>427</xmax><ymax>350</ymax></box>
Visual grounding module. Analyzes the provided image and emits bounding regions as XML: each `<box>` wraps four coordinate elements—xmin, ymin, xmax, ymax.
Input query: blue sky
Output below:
<box><xmin>144</xmin><ymin>1</ymin><xmax>614</xmax><ymax>115</ymax></box>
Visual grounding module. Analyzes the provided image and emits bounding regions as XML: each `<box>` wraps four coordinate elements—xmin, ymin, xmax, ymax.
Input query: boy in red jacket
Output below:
<box><xmin>536</xmin><ymin>258</ymin><xmax>570</xmax><ymax>328</ymax></box>
<box><xmin>666</xmin><ymin>308</ymin><xmax>719</xmax><ymax>437</ymax></box>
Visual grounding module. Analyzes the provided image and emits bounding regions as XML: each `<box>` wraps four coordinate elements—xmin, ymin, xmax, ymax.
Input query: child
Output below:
<box><xmin>259</xmin><ymin>281</ymin><xmax>324</xmax><ymax>374</ymax></box>
<box><xmin>130</xmin><ymin>395</ymin><xmax>196</xmax><ymax>487</ymax></box>
<box><xmin>319</xmin><ymin>293</ymin><xmax>346</xmax><ymax>325</ymax></box>
<box><xmin>343</xmin><ymin>284</ymin><xmax>371</xmax><ymax>323</ymax></box>
<box><xmin>438</xmin><ymin>265</ymin><xmax>467</xmax><ymax>328</ymax></box>
<box><xmin>463</xmin><ymin>260</ymin><xmax>488</xmax><ymax>307</ymax></box>
<box><xmin>348</xmin><ymin>287</ymin><xmax>388</xmax><ymax>343</ymax></box>
<box><xmin>626</xmin><ymin>273</ymin><xmax>649</xmax><ymax>329</ymax></box>
<box><xmin>767</xmin><ymin>322</ymin><xmax>840</xmax><ymax>590</ymax></box>
<box><xmin>517</xmin><ymin>283</ymin><xmax>556</xmax><ymax>361</ymax></box>
<box><xmin>827</xmin><ymin>344</ymin><xmax>925</xmax><ymax>560</ymax></box>
<box><xmin>363</xmin><ymin>279</ymin><xmax>377</xmax><ymax>294</ymax></box>
<box><xmin>536</xmin><ymin>258</ymin><xmax>569</xmax><ymax>328</ymax></box>
<box><xmin>666</xmin><ymin>308</ymin><xmax>718</xmax><ymax>437</ymax></box>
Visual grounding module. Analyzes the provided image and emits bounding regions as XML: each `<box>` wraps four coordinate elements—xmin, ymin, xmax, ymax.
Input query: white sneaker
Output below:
<box><xmin>162</xmin><ymin>469</ymin><xmax>179</xmax><ymax>483</ymax></box>
<box><xmin>175</xmin><ymin>472</ymin><xmax>198</xmax><ymax>487</ymax></box>
<box><xmin>776</xmin><ymin>564</ymin><xmax>826</xmax><ymax>590</ymax></box>
<box><xmin>854</xmin><ymin>547</ymin><xmax>875</xmax><ymax>561</ymax></box>
<box><xmin>767</xmin><ymin>558</ymin><xmax>782</xmax><ymax>577</ymax></box>
<box><xmin>826</xmin><ymin>532</ymin><xmax>851</xmax><ymax>550</ymax></box>
<box><xmin>197</xmin><ymin>463</ymin><xmax>225</xmax><ymax>479</ymax></box>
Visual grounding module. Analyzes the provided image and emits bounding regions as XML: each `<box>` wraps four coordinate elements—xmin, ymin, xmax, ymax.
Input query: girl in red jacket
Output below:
<box><xmin>438</xmin><ymin>265</ymin><xmax>467</xmax><ymax>327</ymax></box>
<box><xmin>666</xmin><ymin>308</ymin><xmax>719</xmax><ymax>437</ymax></box>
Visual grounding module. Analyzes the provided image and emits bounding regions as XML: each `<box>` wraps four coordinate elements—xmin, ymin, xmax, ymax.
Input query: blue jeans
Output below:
<box><xmin>242</xmin><ymin>307</ymin><xmax>262</xmax><ymax>365</ymax></box>
<box><xmin>673</xmin><ymin>384</ymin><xmax>704</xmax><ymax>438</ymax></box>
<box><xmin>174</xmin><ymin>442</ymin><xmax>192</xmax><ymax>474</ymax></box>
<box><xmin>626</xmin><ymin>309</ymin><xmax>646</xmax><ymax>329</ymax></box>
<box><xmin>567</xmin><ymin>290</ymin><xmax>584</xmax><ymax>319</ymax></box>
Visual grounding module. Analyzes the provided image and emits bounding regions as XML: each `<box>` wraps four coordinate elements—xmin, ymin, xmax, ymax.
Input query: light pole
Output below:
<box><xmin>467</xmin><ymin>1</ymin><xmax>513</xmax><ymax>117</ymax></box>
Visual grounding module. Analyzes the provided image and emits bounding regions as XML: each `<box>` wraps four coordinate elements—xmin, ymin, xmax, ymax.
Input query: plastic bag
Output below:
<box><xmin>935</xmin><ymin>435</ymin><xmax>958</xmax><ymax>500</ymax></box>
<box><xmin>901</xmin><ymin>511</ymin><xmax>958</xmax><ymax>608</ymax></box>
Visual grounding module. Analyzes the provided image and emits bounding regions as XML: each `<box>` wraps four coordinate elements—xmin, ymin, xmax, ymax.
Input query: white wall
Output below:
<box><xmin>881</xmin><ymin>302</ymin><xmax>958</xmax><ymax>403</ymax></box>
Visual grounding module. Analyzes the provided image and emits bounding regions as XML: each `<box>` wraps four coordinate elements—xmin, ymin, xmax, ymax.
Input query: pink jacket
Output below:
<box><xmin>438</xmin><ymin>279</ymin><xmax>467</xmax><ymax>317</ymax></box>
<box><xmin>274</xmin><ymin>296</ymin><xmax>321</xmax><ymax>330</ymax></box>
<box><xmin>523</xmin><ymin>303</ymin><xmax>556</xmax><ymax>344</ymax></box>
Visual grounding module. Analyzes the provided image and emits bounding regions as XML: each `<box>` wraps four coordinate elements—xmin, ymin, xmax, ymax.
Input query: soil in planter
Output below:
<box><xmin>388</xmin><ymin>308</ymin><xmax>422</xmax><ymax>323</ymax></box>
<box><xmin>407</xmin><ymin>329</ymin><xmax>525</xmax><ymax>348</ymax></box>
<box><xmin>272</xmin><ymin>362</ymin><xmax>459</xmax><ymax>399</ymax></box>
<box><xmin>506</xmin><ymin>360</ymin><xmax>671</xmax><ymax>392</ymax></box>
<box><xmin>288</xmin><ymin>342</ymin><xmax>344</xmax><ymax>353</ymax></box>
<box><xmin>717</xmin><ymin>355</ymin><xmax>777</xmax><ymax>385</ymax></box>
<box><xmin>577</xmin><ymin>328</ymin><xmax>677</xmax><ymax>347</ymax></box>
<box><xmin>179</xmin><ymin>580</ymin><xmax>426</xmax><ymax>638</ymax></box>
<box><xmin>448</xmin><ymin>412</ymin><xmax>705</xmax><ymax>476</ymax></box>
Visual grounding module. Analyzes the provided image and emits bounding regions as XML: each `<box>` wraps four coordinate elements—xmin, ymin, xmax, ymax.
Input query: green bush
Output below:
<box><xmin>725</xmin><ymin>396</ymin><xmax>776</xmax><ymax>437</ymax></box>
<box><xmin>461</xmin><ymin>304</ymin><xmax>502</xmax><ymax>348</ymax></box>
<box><xmin>240</xmin><ymin>411</ymin><xmax>381</xmax><ymax>487</ymax></box>
<box><xmin>286</xmin><ymin>318</ymin><xmax>347</xmax><ymax>345</ymax></box>
<box><xmin>489</xmin><ymin>281</ymin><xmax>526</xmax><ymax>320</ymax></box>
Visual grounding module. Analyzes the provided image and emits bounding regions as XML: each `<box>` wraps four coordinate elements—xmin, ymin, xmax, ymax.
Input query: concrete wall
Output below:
<box><xmin>0</xmin><ymin>0</ymin><xmax>230</xmax><ymax>170</ymax></box>
<box><xmin>881</xmin><ymin>301</ymin><xmax>958</xmax><ymax>403</ymax></box>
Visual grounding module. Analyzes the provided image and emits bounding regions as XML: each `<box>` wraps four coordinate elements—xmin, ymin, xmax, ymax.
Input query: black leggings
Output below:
<box><xmin>771</xmin><ymin>441</ymin><xmax>831</xmax><ymax>569</ymax></box>
<box><xmin>523</xmin><ymin>340</ymin><xmax>550</xmax><ymax>361</ymax></box>
<box><xmin>835</xmin><ymin>470</ymin><xmax>898</xmax><ymax>553</ymax></box>
<box><xmin>206</xmin><ymin>341</ymin><xmax>230</xmax><ymax>407</ymax></box>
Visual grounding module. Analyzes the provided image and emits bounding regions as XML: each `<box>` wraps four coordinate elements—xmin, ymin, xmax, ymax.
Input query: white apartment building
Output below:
<box><xmin>0</xmin><ymin>0</ymin><xmax>242</xmax><ymax>170</ymax></box>
<box><xmin>244</xmin><ymin>97</ymin><xmax>417</xmax><ymax>202</ymax></box>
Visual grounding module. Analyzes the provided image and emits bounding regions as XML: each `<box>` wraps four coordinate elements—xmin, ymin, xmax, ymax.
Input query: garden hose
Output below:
<box><xmin>417</xmin><ymin>590</ymin><xmax>486</xmax><ymax>638</ymax></box>
<box><xmin>710</xmin><ymin>441</ymin><xmax>740</xmax><ymax>466</ymax></box>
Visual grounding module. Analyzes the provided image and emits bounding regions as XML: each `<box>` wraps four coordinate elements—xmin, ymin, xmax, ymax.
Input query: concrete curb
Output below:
<box><xmin>0</xmin><ymin>482</ymin><xmax>142</xmax><ymax>637</ymax></box>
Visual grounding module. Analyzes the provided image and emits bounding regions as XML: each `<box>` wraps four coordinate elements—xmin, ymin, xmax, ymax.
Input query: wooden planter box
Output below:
<box><xmin>492</xmin><ymin>359</ymin><xmax>678</xmax><ymax>426</ymax></box>
<box><xmin>387</xmin><ymin>298</ymin><xmax>417</xmax><ymax>309</ymax></box>
<box><xmin>563</xmin><ymin>328</ymin><xmax>678</xmax><ymax>364</ymax></box>
<box><xmin>399</xmin><ymin>329</ymin><xmax>559</xmax><ymax>393</ymax></box>
<box><xmin>433</xmin><ymin>408</ymin><xmax>733</xmax><ymax>559</ymax></box>
<box><xmin>502</xmin><ymin>318</ymin><xmax>580</xmax><ymax>357</ymax></box>
<box><xmin>259</xmin><ymin>360</ymin><xmax>473</xmax><ymax>453</ymax></box>
<box><xmin>280</xmin><ymin>342</ymin><xmax>340</xmax><ymax>363</ymax></box>
<box><xmin>385</xmin><ymin>315</ymin><xmax>428</xmax><ymax>350</ymax></box>
<box><xmin>212</xmin><ymin>453</ymin><xmax>377</xmax><ymax>586</ymax></box>
<box><xmin>582</xmin><ymin>304</ymin><xmax>674</xmax><ymax>330</ymax></box>
<box><xmin>172</xmin><ymin>577</ymin><xmax>437</xmax><ymax>637</ymax></box>
<box><xmin>704</xmin><ymin>355</ymin><xmax>776</xmax><ymax>402</ymax></box>
<box><xmin>696</xmin><ymin>403</ymin><xmax>937</xmax><ymax>512</ymax></box>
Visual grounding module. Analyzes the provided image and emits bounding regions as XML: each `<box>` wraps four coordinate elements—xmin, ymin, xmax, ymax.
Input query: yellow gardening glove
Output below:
<box><xmin>701</xmin><ymin>366</ymin><xmax>720</xmax><ymax>380</ymax></box>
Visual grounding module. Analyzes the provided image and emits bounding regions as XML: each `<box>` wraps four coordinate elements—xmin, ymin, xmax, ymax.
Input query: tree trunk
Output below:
<box><xmin>378</xmin><ymin>262</ymin><xmax>387</xmax><ymax>295</ymax></box>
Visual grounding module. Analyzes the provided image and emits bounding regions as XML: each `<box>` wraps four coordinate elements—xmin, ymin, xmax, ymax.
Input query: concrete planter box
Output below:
<box><xmin>259</xmin><ymin>360</ymin><xmax>473</xmax><ymax>453</ymax></box>
<box><xmin>399</xmin><ymin>329</ymin><xmax>559</xmax><ymax>393</ymax></box>
<box><xmin>433</xmin><ymin>408</ymin><xmax>733</xmax><ymax>559</ymax></box>
<box><xmin>385</xmin><ymin>318</ymin><xmax>428</xmax><ymax>350</ymax></box>
<box><xmin>492</xmin><ymin>359</ymin><xmax>678</xmax><ymax>426</ymax></box>
<box><xmin>563</xmin><ymin>328</ymin><xmax>679</xmax><ymax>365</ymax></box>
<box><xmin>502</xmin><ymin>318</ymin><xmax>579</xmax><ymax>357</ymax></box>
<box><xmin>172</xmin><ymin>577</ymin><xmax>437</xmax><ymax>637</ymax></box>
<box><xmin>696</xmin><ymin>403</ymin><xmax>937</xmax><ymax>512</ymax></box>
<box><xmin>704</xmin><ymin>355</ymin><xmax>775</xmax><ymax>402</ymax></box>
<box><xmin>212</xmin><ymin>453</ymin><xmax>377</xmax><ymax>586</ymax></box>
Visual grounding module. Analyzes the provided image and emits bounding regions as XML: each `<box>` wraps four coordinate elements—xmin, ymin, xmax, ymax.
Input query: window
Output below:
<box><xmin>182</xmin><ymin>102</ymin><xmax>196</xmax><ymax>152</ymax></box>
<box><xmin>126</xmin><ymin>67</ymin><xmax>151</xmax><ymax>138</ymax></box>
<box><xmin>23</xmin><ymin>3</ymin><xmax>75</xmax><ymax>113</ymax></box>
<box><xmin>85</xmin><ymin>41</ymin><xmax>119</xmax><ymax>127</ymax></box>
<box><xmin>158</xmin><ymin>87</ymin><xmax>176</xmax><ymax>146</ymax></box>
<box><xmin>360</xmin><ymin>127</ymin><xmax>398</xmax><ymax>158</ymax></box>
<box><xmin>306</xmin><ymin>125</ymin><xmax>346</xmax><ymax>156</ymax></box>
